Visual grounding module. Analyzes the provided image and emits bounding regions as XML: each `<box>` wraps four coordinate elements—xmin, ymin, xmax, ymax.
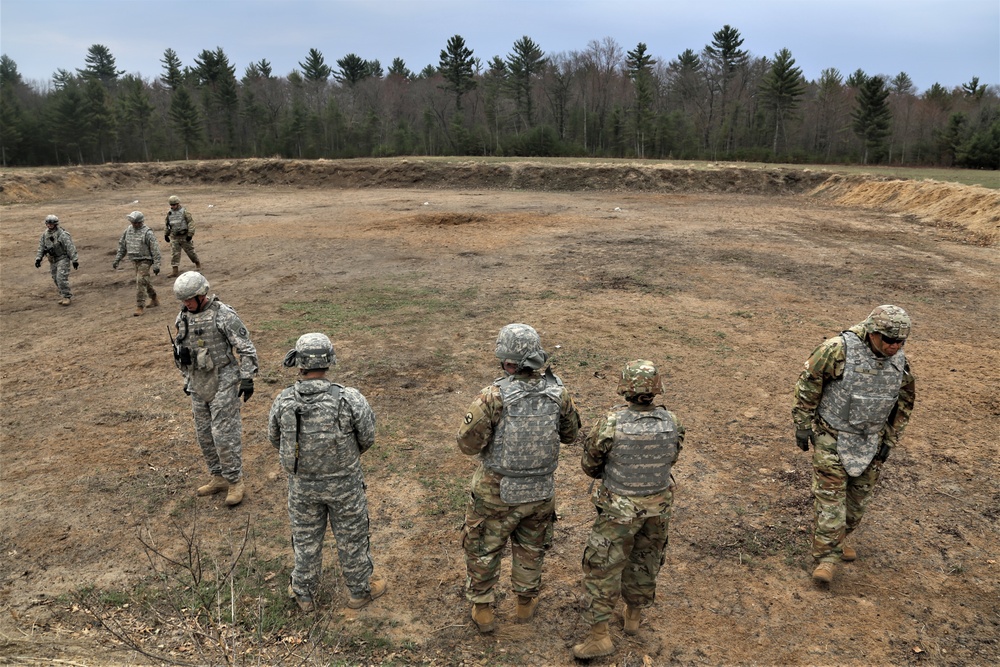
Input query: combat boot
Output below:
<box><xmin>287</xmin><ymin>583</ymin><xmax>315</xmax><ymax>612</ymax></box>
<box><xmin>133</xmin><ymin>306</ymin><xmax>144</xmax><ymax>317</ymax></box>
<box><xmin>59</xmin><ymin>297</ymin><xmax>71</xmax><ymax>306</ymax></box>
<box><xmin>224</xmin><ymin>478</ymin><xmax>245</xmax><ymax>506</ymax></box>
<box><xmin>841</xmin><ymin>544</ymin><xmax>857</xmax><ymax>562</ymax></box>
<box><xmin>196</xmin><ymin>475</ymin><xmax>228</xmax><ymax>496</ymax></box>
<box><xmin>471</xmin><ymin>603</ymin><xmax>495</xmax><ymax>633</ymax></box>
<box><xmin>572</xmin><ymin>621</ymin><xmax>614</xmax><ymax>659</ymax></box>
<box><xmin>148</xmin><ymin>295</ymin><xmax>159</xmax><ymax>308</ymax></box>
<box><xmin>623</xmin><ymin>605</ymin><xmax>641</xmax><ymax>635</ymax></box>
<box><xmin>347</xmin><ymin>572</ymin><xmax>388</xmax><ymax>609</ymax></box>
<box><xmin>812</xmin><ymin>562</ymin><xmax>836</xmax><ymax>584</ymax></box>
<box><xmin>515</xmin><ymin>595</ymin><xmax>539</xmax><ymax>623</ymax></box>
<box><xmin>170</xmin><ymin>266</ymin><xmax>179</xmax><ymax>278</ymax></box>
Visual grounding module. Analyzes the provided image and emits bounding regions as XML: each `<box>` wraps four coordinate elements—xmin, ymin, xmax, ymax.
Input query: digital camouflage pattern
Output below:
<box><xmin>268</xmin><ymin>377</ymin><xmax>377</xmax><ymax>599</ymax></box>
<box><xmin>817</xmin><ymin>331</ymin><xmax>906</xmax><ymax>476</ymax></box>
<box><xmin>494</xmin><ymin>323</ymin><xmax>548</xmax><ymax>370</ymax></box>
<box><xmin>578</xmin><ymin>403</ymin><xmax>685</xmax><ymax>625</ymax></box>
<box><xmin>283</xmin><ymin>332</ymin><xmax>337</xmax><ymax>370</ymax></box>
<box><xmin>175</xmin><ymin>296</ymin><xmax>258</xmax><ymax>483</ymax></box>
<box><xmin>601</xmin><ymin>406</ymin><xmax>679</xmax><ymax>496</ymax></box>
<box><xmin>616</xmin><ymin>359</ymin><xmax>663</xmax><ymax>397</ymax></box>
<box><xmin>457</xmin><ymin>367</ymin><xmax>581</xmax><ymax>604</ymax></box>
<box><xmin>114</xmin><ymin>221</ymin><xmax>161</xmax><ymax>307</ymax></box>
<box><xmin>165</xmin><ymin>205</ymin><xmax>200</xmax><ymax>269</ymax></box>
<box><xmin>36</xmin><ymin>226</ymin><xmax>77</xmax><ymax>299</ymax></box>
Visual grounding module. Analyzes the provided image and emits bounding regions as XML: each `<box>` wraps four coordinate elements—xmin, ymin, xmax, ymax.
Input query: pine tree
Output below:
<box><xmin>506</xmin><ymin>36</ymin><xmax>546</xmax><ymax>129</ymax></box>
<box><xmin>625</xmin><ymin>42</ymin><xmax>656</xmax><ymax>157</ymax></box>
<box><xmin>169</xmin><ymin>86</ymin><xmax>202</xmax><ymax>159</ymax></box>
<box><xmin>160</xmin><ymin>49</ymin><xmax>184</xmax><ymax>90</ymax></box>
<box><xmin>299</xmin><ymin>48</ymin><xmax>331</xmax><ymax>83</ymax></box>
<box><xmin>77</xmin><ymin>44</ymin><xmax>122</xmax><ymax>86</ymax></box>
<box><xmin>852</xmin><ymin>75</ymin><xmax>891</xmax><ymax>164</ymax></box>
<box><xmin>439</xmin><ymin>35</ymin><xmax>476</xmax><ymax>111</ymax></box>
<box><xmin>760</xmin><ymin>48</ymin><xmax>805</xmax><ymax>154</ymax></box>
<box><xmin>335</xmin><ymin>54</ymin><xmax>369</xmax><ymax>86</ymax></box>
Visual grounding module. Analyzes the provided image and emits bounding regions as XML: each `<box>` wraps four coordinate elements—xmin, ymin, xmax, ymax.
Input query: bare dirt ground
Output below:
<box><xmin>1</xmin><ymin>159</ymin><xmax>998</xmax><ymax>666</ymax></box>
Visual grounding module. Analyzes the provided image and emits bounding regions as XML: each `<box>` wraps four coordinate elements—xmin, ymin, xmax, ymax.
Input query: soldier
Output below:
<box><xmin>572</xmin><ymin>360</ymin><xmax>685</xmax><ymax>660</ymax></box>
<box><xmin>171</xmin><ymin>271</ymin><xmax>258</xmax><ymax>507</ymax></box>
<box><xmin>457</xmin><ymin>323</ymin><xmax>581</xmax><ymax>633</ymax></box>
<box><xmin>34</xmin><ymin>214</ymin><xmax>79</xmax><ymax>306</ymax></box>
<box><xmin>268</xmin><ymin>333</ymin><xmax>386</xmax><ymax>612</ymax></box>
<box><xmin>793</xmin><ymin>305</ymin><xmax>916</xmax><ymax>584</ymax></box>
<box><xmin>112</xmin><ymin>211</ymin><xmax>161</xmax><ymax>317</ymax></box>
<box><xmin>164</xmin><ymin>195</ymin><xmax>201</xmax><ymax>277</ymax></box>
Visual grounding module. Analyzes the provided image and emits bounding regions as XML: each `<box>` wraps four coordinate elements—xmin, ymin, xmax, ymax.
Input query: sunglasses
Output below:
<box><xmin>880</xmin><ymin>335</ymin><xmax>906</xmax><ymax>346</ymax></box>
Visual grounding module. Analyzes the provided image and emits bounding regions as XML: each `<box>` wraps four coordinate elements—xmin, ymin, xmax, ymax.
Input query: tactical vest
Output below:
<box><xmin>167</xmin><ymin>207</ymin><xmax>189</xmax><ymax>235</ymax></box>
<box><xmin>41</xmin><ymin>230</ymin><xmax>69</xmax><ymax>259</ymax></box>
<box><xmin>123</xmin><ymin>226</ymin><xmax>153</xmax><ymax>261</ymax></box>
<box><xmin>483</xmin><ymin>373</ymin><xmax>564</xmax><ymax>504</ymax></box>
<box><xmin>603</xmin><ymin>406</ymin><xmax>679</xmax><ymax>496</ymax></box>
<box><xmin>817</xmin><ymin>331</ymin><xmax>906</xmax><ymax>476</ymax></box>
<box><xmin>277</xmin><ymin>383</ymin><xmax>356</xmax><ymax>476</ymax></box>
<box><xmin>177</xmin><ymin>300</ymin><xmax>235</xmax><ymax>401</ymax></box>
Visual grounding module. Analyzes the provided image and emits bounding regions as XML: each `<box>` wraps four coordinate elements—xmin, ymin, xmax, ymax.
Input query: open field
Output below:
<box><xmin>1</xmin><ymin>159</ymin><xmax>998</xmax><ymax>666</ymax></box>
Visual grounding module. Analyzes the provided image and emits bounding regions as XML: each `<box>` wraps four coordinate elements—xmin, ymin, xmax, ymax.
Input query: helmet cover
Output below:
<box><xmin>617</xmin><ymin>359</ymin><xmax>663</xmax><ymax>397</ymax></box>
<box><xmin>127</xmin><ymin>211</ymin><xmax>145</xmax><ymax>224</ymax></box>
<box><xmin>173</xmin><ymin>271</ymin><xmax>210</xmax><ymax>300</ymax></box>
<box><xmin>44</xmin><ymin>214</ymin><xmax>59</xmax><ymax>224</ymax></box>
<box><xmin>865</xmin><ymin>305</ymin><xmax>911</xmax><ymax>340</ymax></box>
<box><xmin>283</xmin><ymin>332</ymin><xmax>336</xmax><ymax>369</ymax></box>
<box><xmin>494</xmin><ymin>323</ymin><xmax>547</xmax><ymax>370</ymax></box>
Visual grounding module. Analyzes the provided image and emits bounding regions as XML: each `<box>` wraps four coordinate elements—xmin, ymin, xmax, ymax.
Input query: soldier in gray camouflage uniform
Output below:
<box><xmin>172</xmin><ymin>271</ymin><xmax>258</xmax><ymax>507</ymax></box>
<box><xmin>113</xmin><ymin>211</ymin><xmax>161</xmax><ymax>317</ymax></box>
<box><xmin>793</xmin><ymin>305</ymin><xmax>916</xmax><ymax>584</ymax></box>
<box><xmin>573</xmin><ymin>360</ymin><xmax>685</xmax><ymax>660</ymax></box>
<box><xmin>268</xmin><ymin>333</ymin><xmax>386</xmax><ymax>612</ymax></box>
<box><xmin>164</xmin><ymin>195</ymin><xmax>201</xmax><ymax>277</ymax></box>
<box><xmin>457</xmin><ymin>323</ymin><xmax>581</xmax><ymax>633</ymax></box>
<box><xmin>35</xmin><ymin>215</ymin><xmax>79</xmax><ymax>306</ymax></box>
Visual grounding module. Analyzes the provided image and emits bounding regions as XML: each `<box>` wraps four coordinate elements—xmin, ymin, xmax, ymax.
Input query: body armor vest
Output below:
<box><xmin>177</xmin><ymin>300</ymin><xmax>235</xmax><ymax>402</ymax></box>
<box><xmin>277</xmin><ymin>383</ymin><xmax>355</xmax><ymax>476</ymax></box>
<box><xmin>123</xmin><ymin>226</ymin><xmax>153</xmax><ymax>260</ymax></box>
<box><xmin>483</xmin><ymin>373</ymin><xmax>563</xmax><ymax>504</ymax></box>
<box><xmin>818</xmin><ymin>331</ymin><xmax>905</xmax><ymax>476</ymax></box>
<box><xmin>603</xmin><ymin>406</ymin><xmax>678</xmax><ymax>496</ymax></box>
<box><xmin>40</xmin><ymin>230</ymin><xmax>70</xmax><ymax>259</ymax></box>
<box><xmin>167</xmin><ymin>207</ymin><xmax>189</xmax><ymax>235</ymax></box>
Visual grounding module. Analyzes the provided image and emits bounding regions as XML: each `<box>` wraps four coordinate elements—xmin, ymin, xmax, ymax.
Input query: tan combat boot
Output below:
<box><xmin>471</xmin><ymin>603</ymin><xmax>495</xmax><ymax>633</ymax></box>
<box><xmin>347</xmin><ymin>572</ymin><xmax>388</xmax><ymax>609</ymax></box>
<box><xmin>287</xmin><ymin>583</ymin><xmax>315</xmax><ymax>612</ymax></box>
<box><xmin>841</xmin><ymin>544</ymin><xmax>857</xmax><ymax>562</ymax></box>
<box><xmin>196</xmin><ymin>475</ymin><xmax>228</xmax><ymax>496</ymax></box>
<box><xmin>59</xmin><ymin>297</ymin><xmax>71</xmax><ymax>306</ymax></box>
<box><xmin>148</xmin><ymin>295</ymin><xmax>159</xmax><ymax>308</ymax></box>
<box><xmin>572</xmin><ymin>621</ymin><xmax>614</xmax><ymax>659</ymax></box>
<box><xmin>812</xmin><ymin>562</ymin><xmax>836</xmax><ymax>584</ymax></box>
<box><xmin>171</xmin><ymin>266</ymin><xmax>179</xmax><ymax>277</ymax></box>
<box><xmin>133</xmin><ymin>306</ymin><xmax>144</xmax><ymax>317</ymax></box>
<box><xmin>224</xmin><ymin>478</ymin><xmax>245</xmax><ymax>506</ymax></box>
<box><xmin>515</xmin><ymin>595</ymin><xmax>539</xmax><ymax>623</ymax></box>
<box><xmin>623</xmin><ymin>605</ymin><xmax>641</xmax><ymax>635</ymax></box>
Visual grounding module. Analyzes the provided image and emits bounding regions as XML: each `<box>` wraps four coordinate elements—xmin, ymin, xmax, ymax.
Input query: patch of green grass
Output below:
<box><xmin>418</xmin><ymin>475</ymin><xmax>468</xmax><ymax>516</ymax></box>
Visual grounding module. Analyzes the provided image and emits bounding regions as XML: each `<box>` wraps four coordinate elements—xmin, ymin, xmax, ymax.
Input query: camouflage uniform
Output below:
<box><xmin>793</xmin><ymin>321</ymin><xmax>915</xmax><ymax>564</ymax></box>
<box><xmin>174</xmin><ymin>296</ymin><xmax>258</xmax><ymax>484</ymax></box>
<box><xmin>36</xmin><ymin>224</ymin><xmax>78</xmax><ymax>300</ymax></box>
<box><xmin>579</xmin><ymin>403</ymin><xmax>684</xmax><ymax>625</ymax></box>
<box><xmin>113</xmin><ymin>219</ymin><xmax>161</xmax><ymax>308</ymax></box>
<box><xmin>165</xmin><ymin>202</ymin><xmax>200</xmax><ymax>270</ymax></box>
<box><xmin>457</xmin><ymin>368</ymin><xmax>581</xmax><ymax>604</ymax></box>
<box><xmin>269</xmin><ymin>377</ymin><xmax>377</xmax><ymax>600</ymax></box>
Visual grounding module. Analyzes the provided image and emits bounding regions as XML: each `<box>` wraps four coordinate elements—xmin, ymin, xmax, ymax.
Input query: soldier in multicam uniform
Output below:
<box><xmin>268</xmin><ymin>333</ymin><xmax>386</xmax><ymax>612</ymax></box>
<box><xmin>793</xmin><ymin>305</ymin><xmax>916</xmax><ymax>584</ymax></box>
<box><xmin>172</xmin><ymin>271</ymin><xmax>258</xmax><ymax>507</ymax></box>
<box><xmin>164</xmin><ymin>195</ymin><xmax>201</xmax><ymax>278</ymax></box>
<box><xmin>112</xmin><ymin>211</ymin><xmax>161</xmax><ymax>317</ymax></box>
<box><xmin>572</xmin><ymin>360</ymin><xmax>685</xmax><ymax>660</ymax></box>
<box><xmin>457</xmin><ymin>323</ymin><xmax>581</xmax><ymax>633</ymax></box>
<box><xmin>34</xmin><ymin>215</ymin><xmax>79</xmax><ymax>306</ymax></box>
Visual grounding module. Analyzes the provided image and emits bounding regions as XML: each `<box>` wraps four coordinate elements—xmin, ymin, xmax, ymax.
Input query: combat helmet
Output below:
<box><xmin>283</xmin><ymin>332</ymin><xmax>337</xmax><ymax>370</ymax></box>
<box><xmin>617</xmin><ymin>359</ymin><xmax>663</xmax><ymax>397</ymax></box>
<box><xmin>495</xmin><ymin>323</ymin><xmax>548</xmax><ymax>371</ymax></box>
<box><xmin>173</xmin><ymin>271</ymin><xmax>210</xmax><ymax>300</ymax></box>
<box><xmin>44</xmin><ymin>214</ymin><xmax>59</xmax><ymax>225</ymax></box>
<box><xmin>168</xmin><ymin>195</ymin><xmax>181</xmax><ymax>205</ymax></box>
<box><xmin>866</xmin><ymin>305</ymin><xmax>911</xmax><ymax>340</ymax></box>
<box><xmin>127</xmin><ymin>211</ymin><xmax>145</xmax><ymax>224</ymax></box>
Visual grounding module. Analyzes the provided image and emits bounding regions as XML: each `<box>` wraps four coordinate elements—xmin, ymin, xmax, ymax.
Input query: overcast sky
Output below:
<box><xmin>2</xmin><ymin>0</ymin><xmax>997</xmax><ymax>93</ymax></box>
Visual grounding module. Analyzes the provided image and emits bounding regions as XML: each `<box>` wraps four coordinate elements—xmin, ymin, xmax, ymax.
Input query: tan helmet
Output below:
<box><xmin>127</xmin><ymin>211</ymin><xmax>145</xmax><ymax>224</ymax></box>
<box><xmin>617</xmin><ymin>359</ymin><xmax>663</xmax><ymax>397</ymax></box>
<box><xmin>866</xmin><ymin>305</ymin><xmax>911</xmax><ymax>340</ymax></box>
<box><xmin>173</xmin><ymin>271</ymin><xmax>210</xmax><ymax>300</ymax></box>
<box><xmin>168</xmin><ymin>195</ymin><xmax>181</xmax><ymax>205</ymax></box>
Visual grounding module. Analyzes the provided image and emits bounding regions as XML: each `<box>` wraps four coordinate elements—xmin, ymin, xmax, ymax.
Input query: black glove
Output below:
<box><xmin>183</xmin><ymin>385</ymin><xmax>191</xmax><ymax>396</ymax></box>
<box><xmin>186</xmin><ymin>235</ymin><xmax>192</xmax><ymax>242</ymax></box>
<box><xmin>35</xmin><ymin>258</ymin><xmax>42</xmax><ymax>268</ymax></box>
<box><xmin>112</xmin><ymin>261</ymin><xmax>119</xmax><ymax>270</ymax></box>
<box><xmin>73</xmin><ymin>261</ymin><xmax>79</xmax><ymax>270</ymax></box>
<box><xmin>153</xmin><ymin>266</ymin><xmax>160</xmax><ymax>275</ymax></box>
<box><xmin>238</xmin><ymin>379</ymin><xmax>254</xmax><ymax>402</ymax></box>
<box><xmin>795</xmin><ymin>428</ymin><xmax>814</xmax><ymax>452</ymax></box>
<box><xmin>164</xmin><ymin>234</ymin><xmax>170</xmax><ymax>243</ymax></box>
<box><xmin>178</xmin><ymin>347</ymin><xmax>192</xmax><ymax>366</ymax></box>
<box><xmin>874</xmin><ymin>442</ymin><xmax>891</xmax><ymax>463</ymax></box>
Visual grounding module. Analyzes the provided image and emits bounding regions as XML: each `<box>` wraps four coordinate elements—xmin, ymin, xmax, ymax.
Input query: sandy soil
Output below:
<box><xmin>0</xmin><ymin>160</ymin><xmax>998</xmax><ymax>666</ymax></box>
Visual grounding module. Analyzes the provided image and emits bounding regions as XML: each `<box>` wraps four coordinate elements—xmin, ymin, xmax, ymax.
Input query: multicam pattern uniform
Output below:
<box><xmin>175</xmin><ymin>296</ymin><xmax>258</xmax><ymax>483</ymax></box>
<box><xmin>457</xmin><ymin>369</ymin><xmax>581</xmax><ymax>604</ymax></box>
<box><xmin>793</xmin><ymin>323</ymin><xmax>915</xmax><ymax>563</ymax></box>
<box><xmin>114</xmin><ymin>222</ymin><xmax>161</xmax><ymax>307</ymax></box>
<box><xmin>36</xmin><ymin>226</ymin><xmax>78</xmax><ymax>299</ymax></box>
<box><xmin>165</xmin><ymin>206</ymin><xmax>200</xmax><ymax>269</ymax></box>
<box><xmin>268</xmin><ymin>378</ymin><xmax>377</xmax><ymax>599</ymax></box>
<box><xmin>580</xmin><ymin>404</ymin><xmax>684</xmax><ymax>624</ymax></box>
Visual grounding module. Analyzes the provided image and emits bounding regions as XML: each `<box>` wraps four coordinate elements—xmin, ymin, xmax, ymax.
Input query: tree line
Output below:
<box><xmin>1</xmin><ymin>26</ymin><xmax>997</xmax><ymax>169</ymax></box>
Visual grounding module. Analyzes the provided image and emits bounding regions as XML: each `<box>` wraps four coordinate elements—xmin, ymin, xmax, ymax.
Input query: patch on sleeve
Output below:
<box><xmin>239</xmin><ymin>327</ymin><xmax>248</xmax><ymax>336</ymax></box>
<box><xmin>464</xmin><ymin>412</ymin><xmax>474</xmax><ymax>425</ymax></box>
